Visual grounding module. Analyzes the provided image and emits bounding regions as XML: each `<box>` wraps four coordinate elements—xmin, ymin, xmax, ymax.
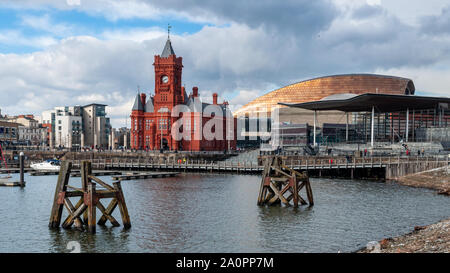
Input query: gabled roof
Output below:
<box><xmin>132</xmin><ymin>94</ymin><xmax>144</xmax><ymax>111</ymax></box>
<box><xmin>186</xmin><ymin>96</ymin><xmax>230</xmax><ymax>116</ymax></box>
<box><xmin>161</xmin><ymin>39</ymin><xmax>175</xmax><ymax>57</ymax></box>
<box><xmin>183</xmin><ymin>88</ymin><xmax>188</xmax><ymax>104</ymax></box>
<box><xmin>145</xmin><ymin>97</ymin><xmax>154</xmax><ymax>113</ymax></box>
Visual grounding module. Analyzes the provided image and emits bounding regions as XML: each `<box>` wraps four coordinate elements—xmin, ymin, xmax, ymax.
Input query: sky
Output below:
<box><xmin>0</xmin><ymin>0</ymin><xmax>450</xmax><ymax>128</ymax></box>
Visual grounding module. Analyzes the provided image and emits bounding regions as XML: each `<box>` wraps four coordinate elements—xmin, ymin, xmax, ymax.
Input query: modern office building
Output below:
<box><xmin>81</xmin><ymin>103</ymin><xmax>111</xmax><ymax>148</ymax></box>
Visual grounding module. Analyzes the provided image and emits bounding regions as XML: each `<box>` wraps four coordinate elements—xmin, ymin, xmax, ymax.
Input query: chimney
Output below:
<box><xmin>140</xmin><ymin>93</ymin><xmax>146</xmax><ymax>107</ymax></box>
<box><xmin>213</xmin><ymin>93</ymin><xmax>218</xmax><ymax>105</ymax></box>
<box><xmin>193</xmin><ymin>87</ymin><xmax>198</xmax><ymax>97</ymax></box>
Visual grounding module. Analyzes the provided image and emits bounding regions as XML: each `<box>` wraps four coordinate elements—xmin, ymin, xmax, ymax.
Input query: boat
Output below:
<box><xmin>30</xmin><ymin>159</ymin><xmax>61</xmax><ymax>171</ymax></box>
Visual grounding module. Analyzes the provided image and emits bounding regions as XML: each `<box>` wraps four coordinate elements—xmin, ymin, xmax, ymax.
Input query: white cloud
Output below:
<box><xmin>0</xmin><ymin>30</ymin><xmax>57</xmax><ymax>48</ymax></box>
<box><xmin>101</xmin><ymin>27</ymin><xmax>166</xmax><ymax>42</ymax></box>
<box><xmin>20</xmin><ymin>14</ymin><xmax>75</xmax><ymax>36</ymax></box>
<box><xmin>375</xmin><ymin>66</ymin><xmax>450</xmax><ymax>97</ymax></box>
<box><xmin>66</xmin><ymin>0</ymin><xmax>81</xmax><ymax>6</ymax></box>
<box><xmin>2</xmin><ymin>1</ymin><xmax>450</xmax><ymax>128</ymax></box>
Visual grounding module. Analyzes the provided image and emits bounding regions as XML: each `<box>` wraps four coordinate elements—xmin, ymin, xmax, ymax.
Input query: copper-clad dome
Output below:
<box><xmin>234</xmin><ymin>74</ymin><xmax>415</xmax><ymax>117</ymax></box>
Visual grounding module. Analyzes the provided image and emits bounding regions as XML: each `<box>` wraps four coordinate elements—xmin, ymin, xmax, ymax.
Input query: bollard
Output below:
<box><xmin>19</xmin><ymin>152</ymin><xmax>25</xmax><ymax>187</ymax></box>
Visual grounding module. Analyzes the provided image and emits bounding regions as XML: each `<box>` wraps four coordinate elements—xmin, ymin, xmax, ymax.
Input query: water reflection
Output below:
<box><xmin>1</xmin><ymin>173</ymin><xmax>450</xmax><ymax>253</ymax></box>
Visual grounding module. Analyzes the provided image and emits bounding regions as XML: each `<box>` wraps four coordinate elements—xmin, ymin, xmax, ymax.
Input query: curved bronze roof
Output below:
<box><xmin>233</xmin><ymin>74</ymin><xmax>415</xmax><ymax>116</ymax></box>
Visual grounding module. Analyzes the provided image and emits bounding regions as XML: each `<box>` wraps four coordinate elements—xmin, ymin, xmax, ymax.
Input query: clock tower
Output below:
<box><xmin>153</xmin><ymin>38</ymin><xmax>184</xmax><ymax>111</ymax></box>
<box><xmin>130</xmin><ymin>31</ymin><xmax>237</xmax><ymax>152</ymax></box>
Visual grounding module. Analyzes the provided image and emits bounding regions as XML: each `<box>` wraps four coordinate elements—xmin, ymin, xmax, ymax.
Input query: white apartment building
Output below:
<box><xmin>41</xmin><ymin>104</ymin><xmax>111</xmax><ymax>149</ymax></box>
<box><xmin>41</xmin><ymin>106</ymin><xmax>83</xmax><ymax>148</ymax></box>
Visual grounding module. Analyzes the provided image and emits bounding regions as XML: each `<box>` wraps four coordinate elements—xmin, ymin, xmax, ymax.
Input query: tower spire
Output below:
<box><xmin>161</xmin><ymin>25</ymin><xmax>175</xmax><ymax>58</ymax></box>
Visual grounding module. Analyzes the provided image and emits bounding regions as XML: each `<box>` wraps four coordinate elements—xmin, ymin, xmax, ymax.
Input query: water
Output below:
<box><xmin>0</xmin><ymin>172</ymin><xmax>449</xmax><ymax>253</ymax></box>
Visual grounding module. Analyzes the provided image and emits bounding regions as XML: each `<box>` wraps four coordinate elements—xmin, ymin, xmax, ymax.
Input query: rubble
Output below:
<box><xmin>358</xmin><ymin>218</ymin><xmax>450</xmax><ymax>253</ymax></box>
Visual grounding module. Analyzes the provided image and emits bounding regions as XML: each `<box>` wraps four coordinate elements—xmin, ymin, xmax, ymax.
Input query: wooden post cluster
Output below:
<box><xmin>49</xmin><ymin>161</ymin><xmax>131</xmax><ymax>233</ymax></box>
<box><xmin>257</xmin><ymin>156</ymin><xmax>314</xmax><ymax>208</ymax></box>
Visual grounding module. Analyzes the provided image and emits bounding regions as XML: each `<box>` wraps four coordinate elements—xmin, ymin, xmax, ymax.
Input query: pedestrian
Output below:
<box><xmin>421</xmin><ymin>148</ymin><xmax>425</xmax><ymax>156</ymax></box>
<box><xmin>364</xmin><ymin>149</ymin><xmax>367</xmax><ymax>157</ymax></box>
<box><xmin>418</xmin><ymin>149</ymin><xmax>420</xmax><ymax>156</ymax></box>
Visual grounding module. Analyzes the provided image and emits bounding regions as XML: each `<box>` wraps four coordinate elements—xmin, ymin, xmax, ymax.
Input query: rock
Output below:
<box><xmin>380</xmin><ymin>238</ymin><xmax>393</xmax><ymax>249</ymax></box>
<box><xmin>414</xmin><ymin>225</ymin><xmax>427</xmax><ymax>231</ymax></box>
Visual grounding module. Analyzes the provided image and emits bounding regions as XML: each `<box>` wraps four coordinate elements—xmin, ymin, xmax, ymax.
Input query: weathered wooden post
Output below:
<box><xmin>113</xmin><ymin>182</ymin><xmax>131</xmax><ymax>229</ymax></box>
<box><xmin>49</xmin><ymin>161</ymin><xmax>72</xmax><ymax>228</ymax></box>
<box><xmin>257</xmin><ymin>156</ymin><xmax>313</xmax><ymax>208</ymax></box>
<box><xmin>19</xmin><ymin>152</ymin><xmax>25</xmax><ymax>187</ymax></box>
<box><xmin>49</xmin><ymin>160</ymin><xmax>131</xmax><ymax>233</ymax></box>
<box><xmin>87</xmin><ymin>182</ymin><xmax>96</xmax><ymax>233</ymax></box>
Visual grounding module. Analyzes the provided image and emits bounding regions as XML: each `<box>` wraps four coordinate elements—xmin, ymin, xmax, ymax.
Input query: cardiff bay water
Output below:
<box><xmin>1</xmin><ymin>172</ymin><xmax>450</xmax><ymax>253</ymax></box>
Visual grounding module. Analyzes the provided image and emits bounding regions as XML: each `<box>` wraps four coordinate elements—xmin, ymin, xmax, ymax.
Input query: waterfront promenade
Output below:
<box><xmin>2</xmin><ymin>153</ymin><xmax>448</xmax><ymax>180</ymax></box>
<box><xmin>64</xmin><ymin>155</ymin><xmax>449</xmax><ymax>180</ymax></box>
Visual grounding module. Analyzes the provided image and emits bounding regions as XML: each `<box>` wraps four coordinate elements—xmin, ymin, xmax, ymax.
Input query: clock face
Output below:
<box><xmin>162</xmin><ymin>75</ymin><xmax>169</xmax><ymax>84</ymax></box>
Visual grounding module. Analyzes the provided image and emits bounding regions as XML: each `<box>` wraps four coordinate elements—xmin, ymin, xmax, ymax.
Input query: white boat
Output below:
<box><xmin>30</xmin><ymin>159</ymin><xmax>61</xmax><ymax>171</ymax></box>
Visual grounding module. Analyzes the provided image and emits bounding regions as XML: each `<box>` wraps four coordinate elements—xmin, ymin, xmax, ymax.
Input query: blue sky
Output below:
<box><xmin>0</xmin><ymin>0</ymin><xmax>449</xmax><ymax>127</ymax></box>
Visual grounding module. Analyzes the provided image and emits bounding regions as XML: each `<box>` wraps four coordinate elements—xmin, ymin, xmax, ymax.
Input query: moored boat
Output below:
<box><xmin>30</xmin><ymin>159</ymin><xmax>61</xmax><ymax>171</ymax></box>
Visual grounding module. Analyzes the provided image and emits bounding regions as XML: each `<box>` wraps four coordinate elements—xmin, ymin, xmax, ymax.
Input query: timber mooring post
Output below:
<box><xmin>19</xmin><ymin>152</ymin><xmax>25</xmax><ymax>187</ymax></box>
<box><xmin>257</xmin><ymin>156</ymin><xmax>313</xmax><ymax>208</ymax></box>
<box><xmin>49</xmin><ymin>160</ymin><xmax>131</xmax><ymax>233</ymax></box>
<box><xmin>49</xmin><ymin>161</ymin><xmax>72</xmax><ymax>228</ymax></box>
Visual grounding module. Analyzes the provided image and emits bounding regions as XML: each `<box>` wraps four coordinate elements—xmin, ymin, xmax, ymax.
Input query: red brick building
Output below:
<box><xmin>130</xmin><ymin>38</ymin><xmax>236</xmax><ymax>151</ymax></box>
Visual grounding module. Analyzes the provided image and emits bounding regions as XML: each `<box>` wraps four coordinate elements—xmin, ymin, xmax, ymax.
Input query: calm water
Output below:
<box><xmin>0</xmin><ymin>172</ymin><xmax>449</xmax><ymax>253</ymax></box>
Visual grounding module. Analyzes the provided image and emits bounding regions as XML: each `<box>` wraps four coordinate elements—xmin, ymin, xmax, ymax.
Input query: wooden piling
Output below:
<box><xmin>114</xmin><ymin>182</ymin><xmax>131</xmax><ymax>229</ymax></box>
<box><xmin>19</xmin><ymin>152</ymin><xmax>25</xmax><ymax>187</ymax></box>
<box><xmin>49</xmin><ymin>160</ymin><xmax>131</xmax><ymax>233</ymax></box>
<box><xmin>257</xmin><ymin>156</ymin><xmax>313</xmax><ymax>208</ymax></box>
<box><xmin>87</xmin><ymin>183</ymin><xmax>96</xmax><ymax>233</ymax></box>
<box><xmin>49</xmin><ymin>161</ymin><xmax>72</xmax><ymax>228</ymax></box>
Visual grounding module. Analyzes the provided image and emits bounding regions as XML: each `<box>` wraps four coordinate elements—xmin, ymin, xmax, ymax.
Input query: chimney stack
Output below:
<box><xmin>140</xmin><ymin>93</ymin><xmax>146</xmax><ymax>107</ymax></box>
<box><xmin>213</xmin><ymin>93</ymin><xmax>218</xmax><ymax>105</ymax></box>
<box><xmin>193</xmin><ymin>87</ymin><xmax>198</xmax><ymax>97</ymax></box>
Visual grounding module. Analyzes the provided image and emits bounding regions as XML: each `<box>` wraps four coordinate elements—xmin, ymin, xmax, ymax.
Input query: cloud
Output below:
<box><xmin>147</xmin><ymin>0</ymin><xmax>338</xmax><ymax>37</ymax></box>
<box><xmin>66</xmin><ymin>0</ymin><xmax>81</xmax><ymax>6</ymax></box>
<box><xmin>375</xmin><ymin>66</ymin><xmax>450</xmax><ymax>97</ymax></box>
<box><xmin>101</xmin><ymin>27</ymin><xmax>166</xmax><ymax>42</ymax></box>
<box><xmin>1</xmin><ymin>0</ymin><xmax>450</xmax><ymax>128</ymax></box>
<box><xmin>20</xmin><ymin>14</ymin><xmax>75</xmax><ymax>36</ymax></box>
<box><xmin>420</xmin><ymin>6</ymin><xmax>450</xmax><ymax>35</ymax></box>
<box><xmin>0</xmin><ymin>30</ymin><xmax>57</xmax><ymax>48</ymax></box>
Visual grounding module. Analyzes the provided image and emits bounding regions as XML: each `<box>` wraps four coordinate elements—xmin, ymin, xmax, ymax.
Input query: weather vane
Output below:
<box><xmin>168</xmin><ymin>23</ymin><xmax>172</xmax><ymax>40</ymax></box>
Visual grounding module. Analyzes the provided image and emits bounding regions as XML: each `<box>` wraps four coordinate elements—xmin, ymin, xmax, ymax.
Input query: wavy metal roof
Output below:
<box><xmin>234</xmin><ymin>74</ymin><xmax>415</xmax><ymax>116</ymax></box>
